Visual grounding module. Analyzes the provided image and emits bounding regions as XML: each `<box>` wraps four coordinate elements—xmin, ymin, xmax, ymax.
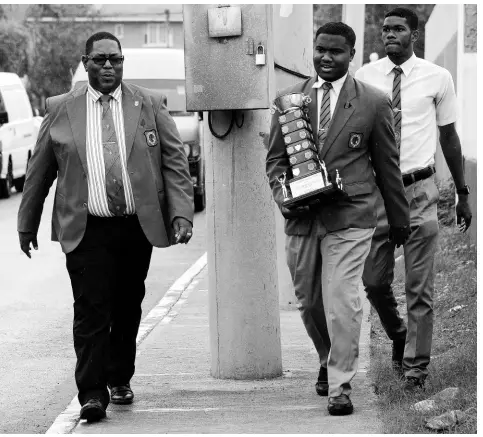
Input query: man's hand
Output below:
<box><xmin>19</xmin><ymin>232</ymin><xmax>38</xmax><ymax>258</ymax></box>
<box><xmin>172</xmin><ymin>217</ymin><xmax>193</xmax><ymax>244</ymax></box>
<box><xmin>456</xmin><ymin>196</ymin><xmax>472</xmax><ymax>232</ymax></box>
<box><xmin>281</xmin><ymin>205</ymin><xmax>311</xmax><ymax>219</ymax></box>
<box><xmin>388</xmin><ymin>225</ymin><xmax>411</xmax><ymax>248</ymax></box>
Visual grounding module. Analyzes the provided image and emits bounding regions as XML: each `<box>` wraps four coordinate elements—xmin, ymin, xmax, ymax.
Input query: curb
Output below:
<box><xmin>45</xmin><ymin>252</ymin><xmax>208</xmax><ymax>434</ymax></box>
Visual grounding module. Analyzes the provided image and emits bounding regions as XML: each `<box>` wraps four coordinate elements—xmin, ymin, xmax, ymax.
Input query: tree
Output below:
<box><xmin>313</xmin><ymin>4</ymin><xmax>343</xmax><ymax>35</ymax></box>
<box><xmin>0</xmin><ymin>19</ymin><xmax>30</xmax><ymax>74</ymax></box>
<box><xmin>25</xmin><ymin>4</ymin><xmax>99</xmax><ymax>105</ymax></box>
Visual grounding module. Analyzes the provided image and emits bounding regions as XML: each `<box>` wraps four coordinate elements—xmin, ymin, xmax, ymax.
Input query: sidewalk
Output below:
<box><xmin>71</xmin><ymin>265</ymin><xmax>381</xmax><ymax>434</ymax></box>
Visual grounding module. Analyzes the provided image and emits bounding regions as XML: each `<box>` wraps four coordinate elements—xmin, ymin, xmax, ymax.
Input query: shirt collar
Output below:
<box><xmin>312</xmin><ymin>72</ymin><xmax>348</xmax><ymax>97</ymax></box>
<box><xmin>383</xmin><ymin>53</ymin><xmax>417</xmax><ymax>77</ymax></box>
<box><xmin>87</xmin><ymin>83</ymin><xmax>122</xmax><ymax>103</ymax></box>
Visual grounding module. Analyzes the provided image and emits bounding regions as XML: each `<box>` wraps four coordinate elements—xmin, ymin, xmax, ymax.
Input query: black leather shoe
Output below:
<box><xmin>315</xmin><ymin>366</ymin><xmax>329</xmax><ymax>396</ymax></box>
<box><xmin>79</xmin><ymin>398</ymin><xmax>106</xmax><ymax>422</ymax></box>
<box><xmin>403</xmin><ymin>376</ymin><xmax>426</xmax><ymax>392</ymax></box>
<box><xmin>392</xmin><ymin>338</ymin><xmax>405</xmax><ymax>374</ymax></box>
<box><xmin>110</xmin><ymin>384</ymin><xmax>134</xmax><ymax>405</ymax></box>
<box><xmin>328</xmin><ymin>394</ymin><xmax>353</xmax><ymax>416</ymax></box>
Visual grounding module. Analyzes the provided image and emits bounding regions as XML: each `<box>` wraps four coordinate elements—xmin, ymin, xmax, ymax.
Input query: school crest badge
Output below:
<box><xmin>348</xmin><ymin>132</ymin><xmax>363</xmax><ymax>149</ymax></box>
<box><xmin>144</xmin><ymin>129</ymin><xmax>158</xmax><ymax>147</ymax></box>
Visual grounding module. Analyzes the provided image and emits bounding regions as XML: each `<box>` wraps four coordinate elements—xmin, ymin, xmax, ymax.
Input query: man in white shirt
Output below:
<box><xmin>267</xmin><ymin>22</ymin><xmax>410</xmax><ymax>415</ymax></box>
<box><xmin>355</xmin><ymin>7</ymin><xmax>472</xmax><ymax>391</ymax></box>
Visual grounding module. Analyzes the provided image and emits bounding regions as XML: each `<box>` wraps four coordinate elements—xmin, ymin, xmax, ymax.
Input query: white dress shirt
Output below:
<box><xmin>355</xmin><ymin>54</ymin><xmax>457</xmax><ymax>174</ymax></box>
<box><xmin>312</xmin><ymin>72</ymin><xmax>348</xmax><ymax>123</ymax></box>
<box><xmin>86</xmin><ymin>84</ymin><xmax>136</xmax><ymax>216</ymax></box>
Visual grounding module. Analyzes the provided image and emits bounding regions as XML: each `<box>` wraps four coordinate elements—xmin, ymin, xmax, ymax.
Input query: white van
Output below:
<box><xmin>0</xmin><ymin>73</ymin><xmax>39</xmax><ymax>198</ymax></box>
<box><xmin>71</xmin><ymin>48</ymin><xmax>205</xmax><ymax>211</ymax></box>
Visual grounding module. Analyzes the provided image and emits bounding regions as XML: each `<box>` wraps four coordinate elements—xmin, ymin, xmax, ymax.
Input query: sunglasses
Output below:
<box><xmin>86</xmin><ymin>54</ymin><xmax>124</xmax><ymax>66</ymax></box>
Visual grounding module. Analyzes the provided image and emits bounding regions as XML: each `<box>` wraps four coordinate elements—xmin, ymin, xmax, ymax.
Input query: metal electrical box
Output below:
<box><xmin>183</xmin><ymin>4</ymin><xmax>273</xmax><ymax>111</ymax></box>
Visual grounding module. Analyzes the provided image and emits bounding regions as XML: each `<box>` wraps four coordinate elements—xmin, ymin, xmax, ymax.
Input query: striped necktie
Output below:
<box><xmin>99</xmin><ymin>94</ymin><xmax>126</xmax><ymax>216</ymax></box>
<box><xmin>318</xmin><ymin>81</ymin><xmax>332</xmax><ymax>152</ymax></box>
<box><xmin>392</xmin><ymin>66</ymin><xmax>402</xmax><ymax>150</ymax></box>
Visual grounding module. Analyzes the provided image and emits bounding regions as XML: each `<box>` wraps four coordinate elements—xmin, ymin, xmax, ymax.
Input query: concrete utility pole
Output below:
<box><xmin>184</xmin><ymin>4</ymin><xmax>313</xmax><ymax>379</ymax></box>
<box><xmin>205</xmin><ymin>109</ymin><xmax>282</xmax><ymax>379</ymax></box>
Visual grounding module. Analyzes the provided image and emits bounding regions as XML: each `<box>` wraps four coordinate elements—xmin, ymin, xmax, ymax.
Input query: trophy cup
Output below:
<box><xmin>271</xmin><ymin>92</ymin><xmax>347</xmax><ymax>209</ymax></box>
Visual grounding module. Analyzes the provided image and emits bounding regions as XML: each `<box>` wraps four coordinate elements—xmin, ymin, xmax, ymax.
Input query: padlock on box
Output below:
<box><xmin>255</xmin><ymin>44</ymin><xmax>266</xmax><ymax>65</ymax></box>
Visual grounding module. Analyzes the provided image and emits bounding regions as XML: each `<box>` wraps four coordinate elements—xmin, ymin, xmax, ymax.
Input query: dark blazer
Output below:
<box><xmin>17</xmin><ymin>81</ymin><xmax>194</xmax><ymax>253</ymax></box>
<box><xmin>266</xmin><ymin>74</ymin><xmax>410</xmax><ymax>235</ymax></box>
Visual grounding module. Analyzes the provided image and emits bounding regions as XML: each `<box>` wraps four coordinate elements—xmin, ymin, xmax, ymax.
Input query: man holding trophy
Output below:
<box><xmin>266</xmin><ymin>22</ymin><xmax>410</xmax><ymax>416</ymax></box>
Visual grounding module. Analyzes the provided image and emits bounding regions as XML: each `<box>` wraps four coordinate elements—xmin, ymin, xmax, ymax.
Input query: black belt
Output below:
<box><xmin>402</xmin><ymin>166</ymin><xmax>435</xmax><ymax>187</ymax></box>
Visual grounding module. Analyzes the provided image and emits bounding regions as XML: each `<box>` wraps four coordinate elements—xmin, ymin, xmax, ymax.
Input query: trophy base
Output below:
<box><xmin>282</xmin><ymin>183</ymin><xmax>347</xmax><ymax>209</ymax></box>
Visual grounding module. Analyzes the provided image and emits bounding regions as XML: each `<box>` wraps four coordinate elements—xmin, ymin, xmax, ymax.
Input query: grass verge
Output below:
<box><xmin>368</xmin><ymin>182</ymin><xmax>477</xmax><ymax>433</ymax></box>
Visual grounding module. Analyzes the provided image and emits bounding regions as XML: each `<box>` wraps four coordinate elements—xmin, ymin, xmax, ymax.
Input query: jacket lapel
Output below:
<box><xmin>320</xmin><ymin>74</ymin><xmax>357</xmax><ymax>161</ymax></box>
<box><xmin>121</xmin><ymin>82</ymin><xmax>143</xmax><ymax>160</ymax></box>
<box><xmin>66</xmin><ymin>85</ymin><xmax>88</xmax><ymax>175</ymax></box>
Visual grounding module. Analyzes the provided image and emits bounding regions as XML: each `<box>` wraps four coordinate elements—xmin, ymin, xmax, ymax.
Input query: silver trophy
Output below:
<box><xmin>272</xmin><ymin>92</ymin><xmax>346</xmax><ymax>209</ymax></box>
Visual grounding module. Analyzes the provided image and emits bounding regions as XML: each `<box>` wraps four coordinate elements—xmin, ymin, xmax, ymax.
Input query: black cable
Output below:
<box><xmin>207</xmin><ymin>65</ymin><xmax>308</xmax><ymax>139</ymax></box>
<box><xmin>274</xmin><ymin>62</ymin><xmax>311</xmax><ymax>80</ymax></box>
<box><xmin>234</xmin><ymin>110</ymin><xmax>244</xmax><ymax>128</ymax></box>
<box><xmin>208</xmin><ymin>111</ymin><xmax>234</xmax><ymax>139</ymax></box>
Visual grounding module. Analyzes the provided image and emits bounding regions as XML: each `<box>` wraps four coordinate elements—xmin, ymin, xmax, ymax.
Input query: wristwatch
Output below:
<box><xmin>456</xmin><ymin>185</ymin><xmax>470</xmax><ymax>195</ymax></box>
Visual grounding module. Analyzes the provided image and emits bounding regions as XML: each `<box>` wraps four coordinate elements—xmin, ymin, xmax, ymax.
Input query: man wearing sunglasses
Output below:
<box><xmin>17</xmin><ymin>32</ymin><xmax>194</xmax><ymax>422</ymax></box>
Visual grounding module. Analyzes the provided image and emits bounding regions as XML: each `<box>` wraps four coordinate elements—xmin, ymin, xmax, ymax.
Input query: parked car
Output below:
<box><xmin>71</xmin><ymin>48</ymin><xmax>205</xmax><ymax>211</ymax></box>
<box><xmin>0</xmin><ymin>73</ymin><xmax>40</xmax><ymax>198</ymax></box>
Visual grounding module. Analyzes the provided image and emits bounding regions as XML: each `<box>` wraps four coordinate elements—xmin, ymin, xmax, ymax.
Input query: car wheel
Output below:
<box><xmin>0</xmin><ymin>160</ymin><xmax>13</xmax><ymax>199</ymax></box>
<box><xmin>194</xmin><ymin>192</ymin><xmax>205</xmax><ymax>212</ymax></box>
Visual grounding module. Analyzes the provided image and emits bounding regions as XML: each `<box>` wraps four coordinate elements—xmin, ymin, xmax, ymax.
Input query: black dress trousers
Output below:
<box><xmin>66</xmin><ymin>214</ymin><xmax>153</xmax><ymax>408</ymax></box>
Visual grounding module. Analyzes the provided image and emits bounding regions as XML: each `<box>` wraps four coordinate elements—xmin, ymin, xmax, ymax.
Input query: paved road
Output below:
<box><xmin>0</xmin><ymin>187</ymin><xmax>206</xmax><ymax>433</ymax></box>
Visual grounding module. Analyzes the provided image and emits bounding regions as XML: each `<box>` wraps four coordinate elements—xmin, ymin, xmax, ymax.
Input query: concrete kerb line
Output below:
<box><xmin>136</xmin><ymin>252</ymin><xmax>207</xmax><ymax>345</ymax></box>
<box><xmin>45</xmin><ymin>252</ymin><xmax>208</xmax><ymax>434</ymax></box>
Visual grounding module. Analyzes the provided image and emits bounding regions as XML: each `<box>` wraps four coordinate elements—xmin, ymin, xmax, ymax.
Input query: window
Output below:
<box><xmin>114</xmin><ymin>24</ymin><xmax>124</xmax><ymax>39</ymax></box>
<box><xmin>145</xmin><ymin>23</ymin><xmax>173</xmax><ymax>47</ymax></box>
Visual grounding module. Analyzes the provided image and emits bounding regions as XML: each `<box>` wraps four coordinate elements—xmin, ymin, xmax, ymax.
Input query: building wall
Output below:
<box><xmin>464</xmin><ymin>4</ymin><xmax>477</xmax><ymax>52</ymax></box>
<box><xmin>425</xmin><ymin>4</ymin><xmax>459</xmax><ymax>63</ymax></box>
<box><xmin>425</xmin><ymin>4</ymin><xmax>458</xmax><ymax>183</ymax></box>
<box><xmin>461</xmin><ymin>4</ymin><xmax>477</xmax><ymax>242</ymax></box>
<box><xmin>425</xmin><ymin>4</ymin><xmax>477</xmax><ymax>242</ymax></box>
<box><xmin>91</xmin><ymin>21</ymin><xmax>184</xmax><ymax>49</ymax></box>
